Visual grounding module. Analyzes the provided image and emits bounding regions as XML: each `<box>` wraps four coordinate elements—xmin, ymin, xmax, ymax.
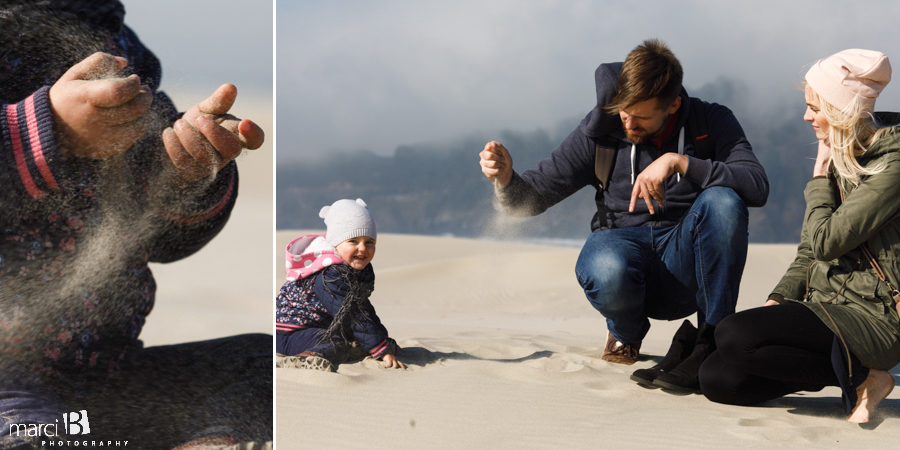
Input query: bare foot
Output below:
<box><xmin>848</xmin><ymin>369</ymin><xmax>895</xmax><ymax>423</ymax></box>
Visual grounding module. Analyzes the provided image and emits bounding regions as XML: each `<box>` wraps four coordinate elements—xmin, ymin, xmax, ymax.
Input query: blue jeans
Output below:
<box><xmin>575</xmin><ymin>187</ymin><xmax>748</xmax><ymax>344</ymax></box>
<box><xmin>277</xmin><ymin>327</ymin><xmax>351</xmax><ymax>364</ymax></box>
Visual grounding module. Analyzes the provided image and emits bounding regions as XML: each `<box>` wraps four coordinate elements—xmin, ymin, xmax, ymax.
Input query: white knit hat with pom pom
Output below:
<box><xmin>320</xmin><ymin>198</ymin><xmax>377</xmax><ymax>247</ymax></box>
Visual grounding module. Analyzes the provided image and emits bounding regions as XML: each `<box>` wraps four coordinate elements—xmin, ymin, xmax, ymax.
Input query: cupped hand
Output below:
<box><xmin>479</xmin><ymin>140</ymin><xmax>513</xmax><ymax>188</ymax></box>
<box><xmin>49</xmin><ymin>52</ymin><xmax>153</xmax><ymax>158</ymax></box>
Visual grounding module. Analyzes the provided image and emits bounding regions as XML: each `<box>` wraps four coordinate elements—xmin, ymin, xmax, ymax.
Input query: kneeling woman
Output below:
<box><xmin>699</xmin><ymin>49</ymin><xmax>900</xmax><ymax>423</ymax></box>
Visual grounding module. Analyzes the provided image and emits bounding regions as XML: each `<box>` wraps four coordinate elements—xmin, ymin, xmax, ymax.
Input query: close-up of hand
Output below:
<box><xmin>162</xmin><ymin>83</ymin><xmax>265</xmax><ymax>184</ymax></box>
<box><xmin>629</xmin><ymin>153</ymin><xmax>688</xmax><ymax>214</ymax></box>
<box><xmin>382</xmin><ymin>353</ymin><xmax>406</xmax><ymax>369</ymax></box>
<box><xmin>49</xmin><ymin>52</ymin><xmax>153</xmax><ymax>158</ymax></box>
<box><xmin>813</xmin><ymin>139</ymin><xmax>832</xmax><ymax>178</ymax></box>
<box><xmin>479</xmin><ymin>140</ymin><xmax>514</xmax><ymax>188</ymax></box>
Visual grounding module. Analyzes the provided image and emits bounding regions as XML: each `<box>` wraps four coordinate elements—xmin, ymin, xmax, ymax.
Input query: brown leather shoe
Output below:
<box><xmin>601</xmin><ymin>331</ymin><xmax>641</xmax><ymax>365</ymax></box>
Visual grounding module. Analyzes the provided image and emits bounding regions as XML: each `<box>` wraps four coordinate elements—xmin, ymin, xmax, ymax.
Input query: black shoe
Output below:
<box><xmin>631</xmin><ymin>320</ymin><xmax>697</xmax><ymax>387</ymax></box>
<box><xmin>653</xmin><ymin>321</ymin><xmax>716</xmax><ymax>394</ymax></box>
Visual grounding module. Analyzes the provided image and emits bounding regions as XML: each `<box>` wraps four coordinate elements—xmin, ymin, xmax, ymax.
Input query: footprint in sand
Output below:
<box><xmin>521</xmin><ymin>354</ymin><xmax>585</xmax><ymax>373</ymax></box>
<box><xmin>737</xmin><ymin>418</ymin><xmax>783</xmax><ymax>427</ymax></box>
<box><xmin>728</xmin><ymin>417</ymin><xmax>840</xmax><ymax>444</ymax></box>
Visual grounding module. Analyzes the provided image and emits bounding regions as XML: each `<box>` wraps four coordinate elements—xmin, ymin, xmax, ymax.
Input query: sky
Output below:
<box><xmin>120</xmin><ymin>0</ymin><xmax>273</xmax><ymax>103</ymax></box>
<box><xmin>279</xmin><ymin>0</ymin><xmax>900</xmax><ymax>163</ymax></box>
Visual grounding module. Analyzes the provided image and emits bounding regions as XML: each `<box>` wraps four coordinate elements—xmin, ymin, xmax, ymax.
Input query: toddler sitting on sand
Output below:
<box><xmin>276</xmin><ymin>198</ymin><xmax>405</xmax><ymax>371</ymax></box>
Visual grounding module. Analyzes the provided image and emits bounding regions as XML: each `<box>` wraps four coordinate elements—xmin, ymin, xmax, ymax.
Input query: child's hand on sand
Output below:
<box><xmin>383</xmin><ymin>353</ymin><xmax>406</xmax><ymax>369</ymax></box>
<box><xmin>162</xmin><ymin>83</ymin><xmax>264</xmax><ymax>184</ymax></box>
<box><xmin>49</xmin><ymin>52</ymin><xmax>153</xmax><ymax>158</ymax></box>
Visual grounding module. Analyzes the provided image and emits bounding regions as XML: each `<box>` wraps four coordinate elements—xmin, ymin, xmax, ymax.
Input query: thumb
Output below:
<box><xmin>198</xmin><ymin>83</ymin><xmax>238</xmax><ymax>115</ymax></box>
<box><xmin>60</xmin><ymin>52</ymin><xmax>127</xmax><ymax>81</ymax></box>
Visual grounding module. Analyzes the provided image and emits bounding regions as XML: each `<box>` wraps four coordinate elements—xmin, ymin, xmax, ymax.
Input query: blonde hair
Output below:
<box><xmin>811</xmin><ymin>87</ymin><xmax>897</xmax><ymax>190</ymax></box>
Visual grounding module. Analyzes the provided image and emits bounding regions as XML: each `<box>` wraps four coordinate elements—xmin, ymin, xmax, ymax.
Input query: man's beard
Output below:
<box><xmin>622</xmin><ymin>114</ymin><xmax>668</xmax><ymax>144</ymax></box>
<box><xmin>625</xmin><ymin>130</ymin><xmax>649</xmax><ymax>144</ymax></box>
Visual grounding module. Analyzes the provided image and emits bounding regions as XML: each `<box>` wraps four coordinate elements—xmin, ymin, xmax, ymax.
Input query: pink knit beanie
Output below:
<box><xmin>805</xmin><ymin>49</ymin><xmax>891</xmax><ymax>113</ymax></box>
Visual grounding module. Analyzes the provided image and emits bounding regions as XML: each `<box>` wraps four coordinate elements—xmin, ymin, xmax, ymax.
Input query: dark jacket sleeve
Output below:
<box><xmin>495</xmin><ymin>127</ymin><xmax>596</xmax><ymax>216</ymax></box>
<box><xmin>681</xmin><ymin>103</ymin><xmax>769</xmax><ymax>207</ymax></box>
<box><xmin>313</xmin><ymin>265</ymin><xmax>392</xmax><ymax>358</ymax></box>
<box><xmin>143</xmin><ymin>161</ymin><xmax>239</xmax><ymax>263</ymax></box>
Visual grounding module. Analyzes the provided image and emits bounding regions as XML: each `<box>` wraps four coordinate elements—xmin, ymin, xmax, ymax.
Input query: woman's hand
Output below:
<box><xmin>763</xmin><ymin>299</ymin><xmax>780</xmax><ymax>307</ymax></box>
<box><xmin>813</xmin><ymin>139</ymin><xmax>832</xmax><ymax>178</ymax></box>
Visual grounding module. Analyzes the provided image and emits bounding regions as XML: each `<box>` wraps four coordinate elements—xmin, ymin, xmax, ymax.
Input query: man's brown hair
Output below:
<box><xmin>604</xmin><ymin>39</ymin><xmax>683</xmax><ymax>114</ymax></box>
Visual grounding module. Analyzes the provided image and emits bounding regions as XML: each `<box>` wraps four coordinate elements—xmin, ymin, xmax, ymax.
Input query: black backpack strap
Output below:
<box><xmin>593</xmin><ymin>136</ymin><xmax>618</xmax><ymax>191</ymax></box>
<box><xmin>685</xmin><ymin>98</ymin><xmax>713</xmax><ymax>160</ymax></box>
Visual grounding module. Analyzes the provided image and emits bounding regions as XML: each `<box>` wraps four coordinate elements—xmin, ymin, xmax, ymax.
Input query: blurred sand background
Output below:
<box><xmin>275</xmin><ymin>231</ymin><xmax>900</xmax><ymax>449</ymax></box>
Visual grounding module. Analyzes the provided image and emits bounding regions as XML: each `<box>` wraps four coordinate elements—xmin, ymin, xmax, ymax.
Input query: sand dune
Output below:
<box><xmin>275</xmin><ymin>231</ymin><xmax>900</xmax><ymax>448</ymax></box>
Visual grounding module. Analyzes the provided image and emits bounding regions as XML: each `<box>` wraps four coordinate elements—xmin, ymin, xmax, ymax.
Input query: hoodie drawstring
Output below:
<box><xmin>629</xmin><ymin>143</ymin><xmax>636</xmax><ymax>185</ymax></box>
<box><xmin>676</xmin><ymin>127</ymin><xmax>685</xmax><ymax>183</ymax></box>
<box><xmin>630</xmin><ymin>127</ymin><xmax>687</xmax><ymax>185</ymax></box>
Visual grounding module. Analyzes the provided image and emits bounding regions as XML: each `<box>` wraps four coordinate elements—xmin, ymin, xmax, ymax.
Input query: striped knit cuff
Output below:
<box><xmin>368</xmin><ymin>340</ymin><xmax>390</xmax><ymax>359</ymax></box>
<box><xmin>276</xmin><ymin>323</ymin><xmax>305</xmax><ymax>333</ymax></box>
<box><xmin>1</xmin><ymin>86</ymin><xmax>61</xmax><ymax>199</ymax></box>
<box><xmin>368</xmin><ymin>337</ymin><xmax>398</xmax><ymax>359</ymax></box>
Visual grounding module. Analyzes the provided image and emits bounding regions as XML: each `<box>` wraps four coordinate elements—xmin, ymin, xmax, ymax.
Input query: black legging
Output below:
<box><xmin>699</xmin><ymin>302</ymin><xmax>840</xmax><ymax>405</ymax></box>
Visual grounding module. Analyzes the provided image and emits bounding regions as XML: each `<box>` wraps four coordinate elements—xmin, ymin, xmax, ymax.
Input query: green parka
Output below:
<box><xmin>770</xmin><ymin>127</ymin><xmax>900</xmax><ymax>370</ymax></box>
